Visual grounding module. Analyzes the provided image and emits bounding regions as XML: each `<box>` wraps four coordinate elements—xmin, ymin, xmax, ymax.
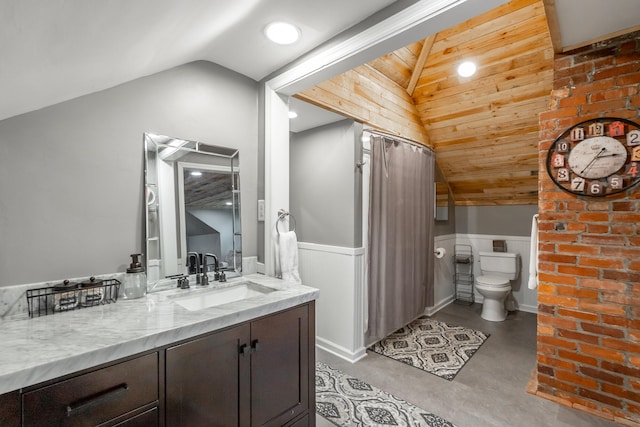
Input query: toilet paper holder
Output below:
<box><xmin>434</xmin><ymin>247</ymin><xmax>446</xmax><ymax>259</ymax></box>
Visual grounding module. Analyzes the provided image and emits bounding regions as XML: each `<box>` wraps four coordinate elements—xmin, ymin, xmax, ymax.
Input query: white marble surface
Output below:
<box><xmin>0</xmin><ymin>274</ymin><xmax>318</xmax><ymax>395</ymax></box>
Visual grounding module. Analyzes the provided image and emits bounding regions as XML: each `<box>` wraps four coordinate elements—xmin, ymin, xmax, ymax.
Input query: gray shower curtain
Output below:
<box><xmin>367</xmin><ymin>135</ymin><xmax>435</xmax><ymax>341</ymax></box>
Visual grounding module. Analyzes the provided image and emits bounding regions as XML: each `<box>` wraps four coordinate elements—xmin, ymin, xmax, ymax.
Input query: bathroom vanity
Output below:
<box><xmin>0</xmin><ymin>275</ymin><xmax>318</xmax><ymax>426</ymax></box>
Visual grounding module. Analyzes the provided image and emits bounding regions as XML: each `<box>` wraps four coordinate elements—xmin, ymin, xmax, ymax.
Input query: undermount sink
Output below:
<box><xmin>172</xmin><ymin>282</ymin><xmax>276</xmax><ymax>311</ymax></box>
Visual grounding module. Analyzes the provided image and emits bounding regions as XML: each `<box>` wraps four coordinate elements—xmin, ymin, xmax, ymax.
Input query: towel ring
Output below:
<box><xmin>276</xmin><ymin>209</ymin><xmax>296</xmax><ymax>235</ymax></box>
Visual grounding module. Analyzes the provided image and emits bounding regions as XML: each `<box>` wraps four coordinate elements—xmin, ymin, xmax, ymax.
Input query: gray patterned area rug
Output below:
<box><xmin>368</xmin><ymin>317</ymin><xmax>489</xmax><ymax>381</ymax></box>
<box><xmin>316</xmin><ymin>362</ymin><xmax>456</xmax><ymax>427</ymax></box>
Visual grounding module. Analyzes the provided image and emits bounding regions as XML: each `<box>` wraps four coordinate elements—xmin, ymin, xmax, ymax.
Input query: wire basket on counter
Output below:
<box><xmin>26</xmin><ymin>278</ymin><xmax>121</xmax><ymax>318</ymax></box>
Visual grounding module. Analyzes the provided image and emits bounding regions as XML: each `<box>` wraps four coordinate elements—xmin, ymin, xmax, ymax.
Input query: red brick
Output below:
<box><xmin>603</xmin><ymin>269</ymin><xmax>640</xmax><ymax>283</ymax></box>
<box><xmin>539</xmin><ymin>354</ymin><xmax>576</xmax><ymax>371</ymax></box>
<box><xmin>610</xmin><ymin>224</ymin><xmax>635</xmax><ymax>235</ymax></box>
<box><xmin>579</xmin><ymin>301</ymin><xmax>627</xmax><ymax>317</ymax></box>
<box><xmin>558</xmin><ymin>349</ymin><xmax>598</xmax><ymax>367</ymax></box>
<box><xmin>602</xmin><ymin>337</ymin><xmax>640</xmax><ymax>354</ymax></box>
<box><xmin>578</xmin><ymin>388</ymin><xmax>623</xmax><ymax>408</ymax></box>
<box><xmin>539</xmin><ymin>294</ymin><xmax>579</xmax><ymax>308</ymax></box>
<box><xmin>557</xmin><ymin>328</ymin><xmax>599</xmax><ymax>345</ymax></box>
<box><xmin>612</xmin><ymin>202</ymin><xmax>635</xmax><ymax>211</ymax></box>
<box><xmin>586</xmin><ymin>224</ymin><xmax>609</xmax><ymax>234</ymax></box>
<box><xmin>556</xmin><ymin>370</ymin><xmax>599</xmax><ymax>389</ymax></box>
<box><xmin>579</xmin><ymin>366</ymin><xmax>624</xmax><ymax>385</ymax></box>
<box><xmin>538</xmin><ymin>374</ymin><xmax>577</xmax><ymax>393</ymax></box>
<box><xmin>581</xmin><ymin>322</ymin><xmax>626</xmax><ymax>339</ymax></box>
<box><xmin>556</xmin><ymin>286</ymin><xmax>599</xmax><ymax>299</ymax></box>
<box><xmin>578</xmin><ymin>212</ymin><xmax>610</xmax><ymax>222</ymax></box>
<box><xmin>557</xmin><ymin>265</ymin><xmax>599</xmax><ymax>277</ymax></box>
<box><xmin>579</xmin><ymin>257</ymin><xmax>624</xmax><ymax>269</ymax></box>
<box><xmin>557</xmin><ymin>308</ymin><xmax>599</xmax><ymax>322</ymax></box>
<box><xmin>538</xmin><ymin>273</ymin><xmax>578</xmax><ymax>286</ymax></box>
<box><xmin>582</xmin><ymin>99</ymin><xmax>628</xmax><ymax>115</ymax></box>
<box><xmin>539</xmin><ymin>314</ymin><xmax>577</xmax><ymax>330</ymax></box>
<box><xmin>580</xmin><ymin>343</ymin><xmax>625</xmax><ymax>362</ymax></box>
<box><xmin>557</xmin><ymin>244</ymin><xmax>599</xmax><ymax>256</ymax></box>
<box><xmin>590</xmin><ymin>87</ymin><xmax>638</xmax><ymax>103</ymax></box>
<box><xmin>581</xmin><ymin>235</ymin><xmax>628</xmax><ymax>246</ymax></box>
<box><xmin>594</xmin><ymin>62</ymin><xmax>640</xmax><ymax>80</ymax></box>
<box><xmin>612</xmin><ymin>213</ymin><xmax>640</xmax><ymax>223</ymax></box>
<box><xmin>581</xmin><ymin>278</ymin><xmax>628</xmax><ymax>292</ymax></box>
<box><xmin>539</xmin><ymin>253</ymin><xmax>577</xmax><ymax>264</ymax></box>
<box><xmin>601</xmin><ymin>361</ymin><xmax>640</xmax><ymax>378</ymax></box>
<box><xmin>618</xmin><ymin>73</ymin><xmax>640</xmax><ymax>86</ymax></box>
<box><xmin>539</xmin><ymin>335</ymin><xmax>579</xmax><ymax>350</ymax></box>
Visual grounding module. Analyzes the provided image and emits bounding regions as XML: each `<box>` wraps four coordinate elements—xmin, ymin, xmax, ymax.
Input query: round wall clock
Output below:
<box><xmin>546</xmin><ymin>117</ymin><xmax>640</xmax><ymax>197</ymax></box>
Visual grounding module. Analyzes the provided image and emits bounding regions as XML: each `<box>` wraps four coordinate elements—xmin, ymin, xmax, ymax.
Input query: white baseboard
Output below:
<box><xmin>316</xmin><ymin>336</ymin><xmax>367</xmax><ymax>364</ymax></box>
<box><xmin>518</xmin><ymin>304</ymin><xmax>538</xmax><ymax>314</ymax></box>
<box><xmin>424</xmin><ymin>295</ymin><xmax>455</xmax><ymax>316</ymax></box>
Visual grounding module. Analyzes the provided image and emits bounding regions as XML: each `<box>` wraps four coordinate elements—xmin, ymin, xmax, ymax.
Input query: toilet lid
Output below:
<box><xmin>476</xmin><ymin>275</ymin><xmax>510</xmax><ymax>287</ymax></box>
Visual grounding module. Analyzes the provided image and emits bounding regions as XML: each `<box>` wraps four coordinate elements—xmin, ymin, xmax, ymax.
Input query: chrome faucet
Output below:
<box><xmin>187</xmin><ymin>252</ymin><xmax>201</xmax><ymax>284</ymax></box>
<box><xmin>203</xmin><ymin>253</ymin><xmax>219</xmax><ymax>286</ymax></box>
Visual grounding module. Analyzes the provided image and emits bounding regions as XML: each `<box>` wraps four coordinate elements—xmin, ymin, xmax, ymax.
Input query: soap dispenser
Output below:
<box><xmin>122</xmin><ymin>253</ymin><xmax>147</xmax><ymax>299</ymax></box>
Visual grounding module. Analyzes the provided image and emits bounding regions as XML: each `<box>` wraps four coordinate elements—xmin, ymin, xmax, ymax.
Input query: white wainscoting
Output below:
<box><xmin>427</xmin><ymin>234</ymin><xmax>456</xmax><ymax>315</ymax></box>
<box><xmin>297</xmin><ymin>242</ymin><xmax>367</xmax><ymax>363</ymax></box>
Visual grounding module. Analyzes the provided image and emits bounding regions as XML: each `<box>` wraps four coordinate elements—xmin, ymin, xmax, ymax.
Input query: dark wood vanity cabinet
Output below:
<box><xmin>166</xmin><ymin>302</ymin><xmax>315</xmax><ymax>427</ymax></box>
<box><xmin>1</xmin><ymin>301</ymin><xmax>315</xmax><ymax>426</ymax></box>
<box><xmin>22</xmin><ymin>352</ymin><xmax>159</xmax><ymax>426</ymax></box>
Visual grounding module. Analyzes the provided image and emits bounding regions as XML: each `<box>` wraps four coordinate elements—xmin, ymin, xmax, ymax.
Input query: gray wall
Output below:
<box><xmin>455</xmin><ymin>205</ymin><xmax>538</xmax><ymax>236</ymax></box>
<box><xmin>0</xmin><ymin>61</ymin><xmax>258</xmax><ymax>287</ymax></box>
<box><xmin>290</xmin><ymin>120</ymin><xmax>362</xmax><ymax>248</ymax></box>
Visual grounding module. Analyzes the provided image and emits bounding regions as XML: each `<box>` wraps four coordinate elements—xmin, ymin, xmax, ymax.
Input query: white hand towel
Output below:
<box><xmin>528</xmin><ymin>214</ymin><xmax>539</xmax><ymax>290</ymax></box>
<box><xmin>278</xmin><ymin>231</ymin><xmax>302</xmax><ymax>284</ymax></box>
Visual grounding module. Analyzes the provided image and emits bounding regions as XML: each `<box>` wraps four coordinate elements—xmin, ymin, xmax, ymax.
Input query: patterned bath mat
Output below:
<box><xmin>316</xmin><ymin>362</ymin><xmax>456</xmax><ymax>427</ymax></box>
<box><xmin>368</xmin><ymin>317</ymin><xmax>489</xmax><ymax>381</ymax></box>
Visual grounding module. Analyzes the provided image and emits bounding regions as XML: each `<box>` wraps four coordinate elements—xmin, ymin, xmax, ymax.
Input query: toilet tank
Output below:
<box><xmin>479</xmin><ymin>251</ymin><xmax>520</xmax><ymax>279</ymax></box>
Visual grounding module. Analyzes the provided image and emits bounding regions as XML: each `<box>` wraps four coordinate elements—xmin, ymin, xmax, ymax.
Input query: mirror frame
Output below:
<box><xmin>144</xmin><ymin>133</ymin><xmax>242</xmax><ymax>292</ymax></box>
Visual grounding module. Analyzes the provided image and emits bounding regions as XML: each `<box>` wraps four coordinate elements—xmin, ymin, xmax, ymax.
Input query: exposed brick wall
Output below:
<box><xmin>536</xmin><ymin>31</ymin><xmax>640</xmax><ymax>425</ymax></box>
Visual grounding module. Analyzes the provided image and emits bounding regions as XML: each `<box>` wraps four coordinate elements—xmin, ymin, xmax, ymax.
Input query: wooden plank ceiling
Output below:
<box><xmin>295</xmin><ymin>0</ymin><xmax>554</xmax><ymax>206</ymax></box>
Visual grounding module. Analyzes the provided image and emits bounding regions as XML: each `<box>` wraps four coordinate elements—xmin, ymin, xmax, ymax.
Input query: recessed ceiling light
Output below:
<box><xmin>265</xmin><ymin>21</ymin><xmax>300</xmax><ymax>45</ymax></box>
<box><xmin>288</xmin><ymin>110</ymin><xmax>298</xmax><ymax>119</ymax></box>
<box><xmin>457</xmin><ymin>61</ymin><xmax>477</xmax><ymax>77</ymax></box>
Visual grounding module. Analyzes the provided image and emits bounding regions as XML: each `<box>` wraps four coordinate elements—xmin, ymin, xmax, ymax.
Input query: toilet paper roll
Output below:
<box><xmin>434</xmin><ymin>247</ymin><xmax>446</xmax><ymax>259</ymax></box>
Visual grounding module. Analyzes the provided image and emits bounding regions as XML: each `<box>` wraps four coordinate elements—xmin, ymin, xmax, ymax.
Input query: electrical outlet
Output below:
<box><xmin>258</xmin><ymin>199</ymin><xmax>265</xmax><ymax>221</ymax></box>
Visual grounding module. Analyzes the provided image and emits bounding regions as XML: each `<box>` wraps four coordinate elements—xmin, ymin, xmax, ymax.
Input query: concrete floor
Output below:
<box><xmin>316</xmin><ymin>303</ymin><xmax>620</xmax><ymax>427</ymax></box>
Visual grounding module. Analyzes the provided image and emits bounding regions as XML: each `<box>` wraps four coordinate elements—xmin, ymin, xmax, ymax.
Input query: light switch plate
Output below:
<box><xmin>258</xmin><ymin>199</ymin><xmax>265</xmax><ymax>221</ymax></box>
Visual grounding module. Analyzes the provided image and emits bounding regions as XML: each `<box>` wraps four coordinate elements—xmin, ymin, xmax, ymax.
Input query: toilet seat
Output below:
<box><xmin>476</xmin><ymin>275</ymin><xmax>510</xmax><ymax>288</ymax></box>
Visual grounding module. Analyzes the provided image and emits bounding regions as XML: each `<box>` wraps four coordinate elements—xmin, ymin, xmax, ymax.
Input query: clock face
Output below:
<box><xmin>568</xmin><ymin>136</ymin><xmax>627</xmax><ymax>179</ymax></box>
<box><xmin>546</xmin><ymin>117</ymin><xmax>640</xmax><ymax>197</ymax></box>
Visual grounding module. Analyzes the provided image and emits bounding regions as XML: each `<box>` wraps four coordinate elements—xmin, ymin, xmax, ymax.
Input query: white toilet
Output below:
<box><xmin>475</xmin><ymin>251</ymin><xmax>520</xmax><ymax>322</ymax></box>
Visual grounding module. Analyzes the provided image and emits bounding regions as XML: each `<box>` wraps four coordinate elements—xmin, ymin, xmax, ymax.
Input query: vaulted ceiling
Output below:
<box><xmin>293</xmin><ymin>0</ymin><xmax>638</xmax><ymax>206</ymax></box>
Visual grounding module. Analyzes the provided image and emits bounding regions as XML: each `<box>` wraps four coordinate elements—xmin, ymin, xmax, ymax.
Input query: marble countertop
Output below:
<box><xmin>0</xmin><ymin>274</ymin><xmax>318</xmax><ymax>395</ymax></box>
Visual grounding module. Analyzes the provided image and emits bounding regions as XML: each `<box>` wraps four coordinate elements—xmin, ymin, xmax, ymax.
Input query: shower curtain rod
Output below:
<box><xmin>364</xmin><ymin>129</ymin><xmax>434</xmax><ymax>153</ymax></box>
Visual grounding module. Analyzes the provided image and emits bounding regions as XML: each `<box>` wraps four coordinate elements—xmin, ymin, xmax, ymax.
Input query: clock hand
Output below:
<box><xmin>580</xmin><ymin>147</ymin><xmax>606</xmax><ymax>175</ymax></box>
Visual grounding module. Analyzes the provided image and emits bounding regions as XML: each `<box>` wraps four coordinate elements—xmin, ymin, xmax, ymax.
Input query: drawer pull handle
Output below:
<box><xmin>66</xmin><ymin>383</ymin><xmax>129</xmax><ymax>417</ymax></box>
<box><xmin>239</xmin><ymin>343</ymin><xmax>250</xmax><ymax>356</ymax></box>
<box><xmin>251</xmin><ymin>339</ymin><xmax>260</xmax><ymax>352</ymax></box>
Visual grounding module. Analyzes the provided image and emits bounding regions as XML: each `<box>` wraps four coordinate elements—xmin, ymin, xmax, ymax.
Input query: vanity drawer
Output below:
<box><xmin>23</xmin><ymin>353</ymin><xmax>158</xmax><ymax>426</ymax></box>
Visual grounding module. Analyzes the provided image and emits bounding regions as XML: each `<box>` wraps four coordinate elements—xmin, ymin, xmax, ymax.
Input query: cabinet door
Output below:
<box><xmin>0</xmin><ymin>390</ymin><xmax>20</xmax><ymax>427</ymax></box>
<box><xmin>250</xmin><ymin>304</ymin><xmax>310</xmax><ymax>427</ymax></box>
<box><xmin>166</xmin><ymin>323</ymin><xmax>250</xmax><ymax>427</ymax></box>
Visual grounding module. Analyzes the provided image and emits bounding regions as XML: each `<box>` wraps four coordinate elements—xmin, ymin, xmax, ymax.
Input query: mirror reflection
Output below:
<box><xmin>435</xmin><ymin>181</ymin><xmax>449</xmax><ymax>221</ymax></box>
<box><xmin>144</xmin><ymin>133</ymin><xmax>241</xmax><ymax>291</ymax></box>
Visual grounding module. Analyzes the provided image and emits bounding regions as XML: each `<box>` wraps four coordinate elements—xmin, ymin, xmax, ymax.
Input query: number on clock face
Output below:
<box><xmin>608</xmin><ymin>175</ymin><xmax>623</xmax><ymax>189</ymax></box>
<box><xmin>587</xmin><ymin>181</ymin><xmax>603</xmax><ymax>195</ymax></box>
<box><xmin>630</xmin><ymin>130</ymin><xmax>640</xmax><ymax>147</ymax></box>
<box><xmin>557</xmin><ymin>168</ymin><xmax>570</xmax><ymax>182</ymax></box>
<box><xmin>571</xmin><ymin>177</ymin><xmax>585</xmax><ymax>192</ymax></box>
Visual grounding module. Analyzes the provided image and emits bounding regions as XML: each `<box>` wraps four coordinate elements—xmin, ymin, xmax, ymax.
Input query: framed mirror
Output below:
<box><xmin>435</xmin><ymin>180</ymin><xmax>450</xmax><ymax>221</ymax></box>
<box><xmin>144</xmin><ymin>133</ymin><xmax>241</xmax><ymax>292</ymax></box>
